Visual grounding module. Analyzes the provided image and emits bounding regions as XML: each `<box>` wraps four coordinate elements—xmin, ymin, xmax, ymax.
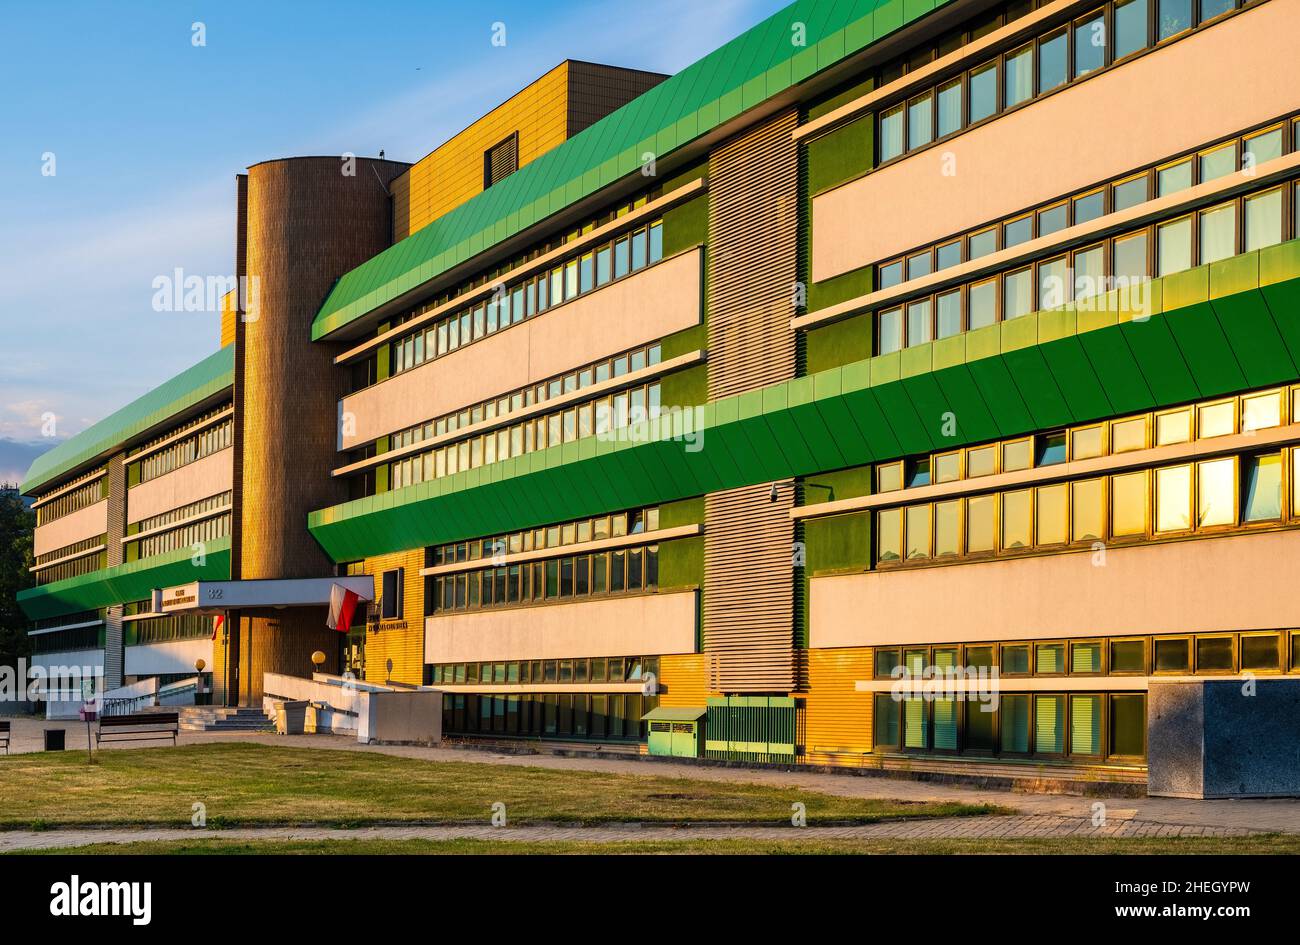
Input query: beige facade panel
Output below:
<box><xmin>810</xmin><ymin>529</ymin><xmax>1300</xmax><ymax>649</ymax></box>
<box><xmin>424</xmin><ymin>590</ymin><xmax>697</xmax><ymax>665</ymax></box>
<box><xmin>34</xmin><ymin>499</ymin><xmax>108</xmax><ymax>558</ymax></box>
<box><xmin>338</xmin><ymin>248</ymin><xmax>703</xmax><ymax>450</ymax></box>
<box><xmin>812</xmin><ymin>0</ymin><xmax>1300</xmax><ymax>281</ymax></box>
<box><xmin>124</xmin><ymin>637</ymin><xmax>214</xmax><ymax>678</ymax></box>
<box><xmin>126</xmin><ymin>447</ymin><xmax>233</xmax><ymax>525</ymax></box>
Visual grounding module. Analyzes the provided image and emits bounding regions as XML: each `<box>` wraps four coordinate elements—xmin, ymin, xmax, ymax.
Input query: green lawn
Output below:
<box><xmin>0</xmin><ymin>743</ymin><xmax>997</xmax><ymax>828</ymax></box>
<box><xmin>16</xmin><ymin>835</ymin><xmax>1300</xmax><ymax>855</ymax></box>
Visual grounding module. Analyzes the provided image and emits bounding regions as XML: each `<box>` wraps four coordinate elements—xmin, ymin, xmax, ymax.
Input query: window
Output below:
<box><xmin>1157</xmin><ymin>160</ymin><xmax>1192</xmax><ymax>196</ymax></box>
<box><xmin>1004</xmin><ymin>45</ymin><xmax>1033</xmax><ymax>107</ymax></box>
<box><xmin>1109</xmin><ymin>694</ymin><xmax>1146</xmax><ymax>757</ymax></box>
<box><xmin>967</xmin><ymin>494</ymin><xmax>997</xmax><ymax>553</ymax></box>
<box><xmin>874</xmin><ymin>694</ymin><xmax>901</xmax><ymax>747</ymax></box>
<box><xmin>1111</xmin><ymin>470</ymin><xmax>1148</xmax><ymax>537</ymax></box>
<box><xmin>877</xmin><ymin>461</ymin><xmax>905</xmax><ymax>493</ymax></box>
<box><xmin>969</xmin><ymin>227</ymin><xmax>997</xmax><ymax>260</ymax></box>
<box><xmin>1244</xmin><ymin>127</ymin><xmax>1284</xmax><ymax>169</ymax></box>
<box><xmin>1242</xmin><ymin>391</ymin><xmax>1282</xmax><ymax>432</ymax></box>
<box><xmin>880</xmin><ymin>105</ymin><xmax>904</xmax><ymax>161</ymax></box>
<box><xmin>1243</xmin><ymin>453</ymin><xmax>1282</xmax><ymax>522</ymax></box>
<box><xmin>879</xmin><ymin>307</ymin><xmax>903</xmax><ymax>355</ymax></box>
<box><xmin>1071</xmin><ymin>425</ymin><xmax>1105</xmax><ymax>460</ymax></box>
<box><xmin>1111</xmin><ymin>416</ymin><xmax>1147</xmax><ymax>453</ymax></box>
<box><xmin>1200</xmin><ymin>143</ymin><xmax>1236</xmax><ymax>183</ymax></box>
<box><xmin>1241</xmin><ymin>633</ymin><xmax>1281</xmax><ymax>672</ymax></box>
<box><xmin>879</xmin><ymin>260</ymin><xmax>904</xmax><ymax>289</ymax></box>
<box><xmin>1113</xmin><ymin>0</ymin><xmax>1149</xmax><ymax>60</ymax></box>
<box><xmin>1036</xmin><ymin>642</ymin><xmax>1066</xmax><ymax>674</ymax></box>
<box><xmin>1035</xmin><ymin>695</ymin><xmax>1065</xmax><ymax>755</ymax></box>
<box><xmin>907</xmin><ymin>299</ymin><xmax>933</xmax><ymax>346</ymax></box>
<box><xmin>1198</xmin><ymin>201</ymin><xmax>1237</xmax><ymax>265</ymax></box>
<box><xmin>908</xmin><ymin>93</ymin><xmax>934</xmax><ymax>150</ymax></box>
<box><xmin>969</xmin><ymin>61</ymin><xmax>998</xmax><ymax>123</ymax></box>
<box><xmin>1002</xmin><ymin>644</ymin><xmax>1031</xmax><ymax>675</ymax></box>
<box><xmin>1112</xmin><ymin>231</ymin><xmax>1149</xmax><ymax>282</ymax></box>
<box><xmin>934</xmin><ymin>452</ymin><xmax>961</xmax><ymax>483</ymax></box>
<box><xmin>1036</xmin><ymin>431</ymin><xmax>1067</xmax><ymax>466</ymax></box>
<box><xmin>1036</xmin><ymin>483</ymin><xmax>1068</xmax><ymax>545</ymax></box>
<box><xmin>1071</xmin><ymin>695</ymin><xmax>1102</xmax><ymax>756</ymax></box>
<box><xmin>1074</xmin><ymin>244</ymin><xmax>1105</xmax><ymax>300</ymax></box>
<box><xmin>878</xmin><ymin>508</ymin><xmax>903</xmax><ymax>563</ymax></box>
<box><xmin>1200</xmin><ymin>0</ymin><xmax>1235</xmax><ymax>20</ymax></box>
<box><xmin>1003</xmin><ymin>267</ymin><xmax>1033</xmax><ymax>319</ymax></box>
<box><xmin>935</xmin><ymin>499</ymin><xmax>962</xmax><ymax>557</ymax></box>
<box><xmin>969</xmin><ymin>278</ymin><xmax>998</xmax><ymax>329</ymax></box>
<box><xmin>1073</xmin><ymin>13</ymin><xmax>1106</xmax><ymax>77</ymax></box>
<box><xmin>1003</xmin><ymin>438</ymin><xmax>1033</xmax><ymax>472</ymax></box>
<box><xmin>1071</xmin><ymin>641</ymin><xmax>1103</xmax><ymax>674</ymax></box>
<box><xmin>1039</xmin><ymin>255</ymin><xmax>1068</xmax><ymax>308</ymax></box>
<box><xmin>967</xmin><ymin>445</ymin><xmax>997</xmax><ymax>478</ymax></box>
<box><xmin>1198</xmin><ymin>400</ymin><xmax>1235</xmax><ymax>438</ymax></box>
<box><xmin>905</xmin><ymin>504</ymin><xmax>932</xmax><ymax>559</ymax></box>
<box><xmin>1245</xmin><ymin>188</ymin><xmax>1284</xmax><ymax>251</ymax></box>
<box><xmin>1154</xmin><ymin>636</ymin><xmax>1191</xmax><ymax>673</ymax></box>
<box><xmin>1004</xmin><ymin>215</ymin><xmax>1033</xmax><ymax>248</ymax></box>
<box><xmin>1157</xmin><ymin>0</ymin><xmax>1192</xmax><ymax>39</ymax></box>
<box><xmin>937</xmin><ymin>289</ymin><xmax>962</xmax><ymax>338</ymax></box>
<box><xmin>1110</xmin><ymin>638</ymin><xmax>1147</xmax><ymax>674</ymax></box>
<box><xmin>1001</xmin><ymin>694</ymin><xmax>1031</xmax><ymax>753</ymax></box>
<box><xmin>1157</xmin><ymin>217</ymin><xmax>1192</xmax><ymax>276</ymax></box>
<box><xmin>381</xmin><ymin>569</ymin><xmax>403</xmax><ymax>619</ymax></box>
<box><xmin>1072</xmin><ymin>478</ymin><xmax>1106</xmax><ymax>542</ymax></box>
<box><xmin>1039</xmin><ymin>30</ymin><xmax>1068</xmax><ymax>92</ymax></box>
<box><xmin>1196</xmin><ymin>635</ymin><xmax>1234</xmax><ymax>672</ymax></box>
<box><xmin>1155</xmin><ymin>408</ymin><xmax>1191</xmax><ymax>446</ymax></box>
<box><xmin>1196</xmin><ymin>457</ymin><xmax>1236</xmax><ymax>527</ymax></box>
<box><xmin>1002</xmin><ymin>489</ymin><xmax>1032</xmax><ymax>549</ymax></box>
<box><xmin>1112</xmin><ymin>174</ymin><xmax>1148</xmax><ymax>211</ymax></box>
<box><xmin>1155</xmin><ymin>464</ymin><xmax>1192</xmax><ymax>532</ymax></box>
<box><xmin>937</xmin><ymin>79</ymin><xmax>962</xmax><ymax>138</ymax></box>
<box><xmin>875</xmin><ymin>647</ymin><xmax>901</xmax><ymax>678</ymax></box>
<box><xmin>937</xmin><ymin>240</ymin><xmax>962</xmax><ymax>270</ymax></box>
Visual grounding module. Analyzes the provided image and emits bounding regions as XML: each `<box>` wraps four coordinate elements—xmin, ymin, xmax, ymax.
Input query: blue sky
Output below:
<box><xmin>0</xmin><ymin>0</ymin><xmax>789</xmax><ymax>482</ymax></box>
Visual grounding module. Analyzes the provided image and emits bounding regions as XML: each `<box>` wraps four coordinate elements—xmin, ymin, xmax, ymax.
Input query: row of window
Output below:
<box><xmin>35</xmin><ymin>534</ymin><xmax>105</xmax><ymax>569</ymax></box>
<box><xmin>442</xmin><ymin>692</ymin><xmax>659</xmax><ymax>742</ymax></box>
<box><xmin>361</xmin><ymin>188</ymin><xmax>665</xmax><ymax>381</ymax></box>
<box><xmin>123</xmin><ymin>611</ymin><xmax>215</xmax><ymax>647</ymax></box>
<box><xmin>876</xmin><ymin>632</ymin><xmax>1300</xmax><ymax>680</ymax></box>
<box><xmin>430</xmin><ymin>508</ymin><xmax>661</xmax><ymax>566</ymax></box>
<box><xmin>129</xmin><ymin>416</ymin><xmax>232</xmax><ymax>486</ymax></box>
<box><xmin>877</xmin><ymin>178</ymin><xmax>1299</xmax><ymax>352</ymax></box>
<box><xmin>34</xmin><ymin>475</ymin><xmax>106</xmax><ymax>526</ymax></box>
<box><xmin>429</xmin><ymin>544</ymin><xmax>660</xmax><ymax>614</ymax></box>
<box><xmin>131</xmin><ymin>491</ymin><xmax>232</xmax><ymax>537</ymax></box>
<box><xmin>382</xmin><ymin>221</ymin><xmax>665</xmax><ymax>382</ymax></box>
<box><xmin>35</xmin><ymin>545</ymin><xmax>107</xmax><ymax>585</ymax></box>
<box><xmin>878</xmin><ymin>0</ymin><xmax>1253</xmax><ymax>165</ymax></box>
<box><xmin>133</xmin><ymin>511</ymin><xmax>230</xmax><ymax>561</ymax></box>
<box><xmin>427</xmin><ymin>656</ymin><xmax>659</xmax><ymax>686</ymax></box>
<box><xmin>385</xmin><ymin>382</ymin><xmax>662</xmax><ymax>493</ymax></box>
<box><xmin>379</xmin><ymin>342</ymin><xmax>664</xmax><ymax>460</ymax></box>
<box><xmin>31</xmin><ymin>624</ymin><xmax>103</xmax><ymax>654</ymax></box>
<box><xmin>878</xmin><ymin>116</ymin><xmax>1294</xmax><ymax>289</ymax></box>
<box><xmin>873</xmin><ymin>690</ymin><xmax>1146</xmax><ymax>760</ymax></box>
<box><xmin>30</xmin><ymin>610</ymin><xmax>100</xmax><ymax>632</ymax></box>
<box><xmin>875</xmin><ymin>0</ymin><xmax>1047</xmax><ymax>86</ymax></box>
<box><xmin>878</xmin><ymin>448</ymin><xmax>1298</xmax><ymax>564</ymax></box>
<box><xmin>876</xmin><ymin>386</ymin><xmax>1300</xmax><ymax>493</ymax></box>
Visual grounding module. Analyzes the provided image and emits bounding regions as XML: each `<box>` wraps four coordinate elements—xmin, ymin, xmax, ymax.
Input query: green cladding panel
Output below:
<box><xmin>17</xmin><ymin>538</ymin><xmax>233</xmax><ymax>621</ymax></box>
<box><xmin>307</xmin><ymin>244</ymin><xmax>1300</xmax><ymax>563</ymax></box>
<box><xmin>311</xmin><ymin>0</ymin><xmax>958</xmax><ymax>341</ymax></box>
<box><xmin>21</xmin><ymin>347</ymin><xmax>234</xmax><ymax>495</ymax></box>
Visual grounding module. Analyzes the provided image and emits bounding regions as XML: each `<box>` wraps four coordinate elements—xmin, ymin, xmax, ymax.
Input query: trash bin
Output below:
<box><xmin>44</xmin><ymin>728</ymin><xmax>66</xmax><ymax>751</ymax></box>
<box><xmin>275</xmin><ymin>700</ymin><xmax>309</xmax><ymax>735</ymax></box>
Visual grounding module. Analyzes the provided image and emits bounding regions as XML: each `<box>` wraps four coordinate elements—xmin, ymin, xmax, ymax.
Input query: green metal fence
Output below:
<box><xmin>704</xmin><ymin>695</ymin><xmax>797</xmax><ymax>764</ymax></box>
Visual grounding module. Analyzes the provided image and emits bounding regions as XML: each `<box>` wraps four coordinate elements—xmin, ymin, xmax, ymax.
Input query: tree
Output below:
<box><xmin>0</xmin><ymin>484</ymin><xmax>34</xmax><ymax>670</ymax></box>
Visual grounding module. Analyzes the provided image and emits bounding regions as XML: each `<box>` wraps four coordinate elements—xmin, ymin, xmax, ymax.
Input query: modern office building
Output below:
<box><xmin>18</xmin><ymin>0</ymin><xmax>1300</xmax><ymax>790</ymax></box>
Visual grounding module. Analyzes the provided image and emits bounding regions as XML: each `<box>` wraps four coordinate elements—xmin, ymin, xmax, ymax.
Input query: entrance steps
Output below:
<box><xmin>167</xmin><ymin>705</ymin><xmax>275</xmax><ymax>733</ymax></box>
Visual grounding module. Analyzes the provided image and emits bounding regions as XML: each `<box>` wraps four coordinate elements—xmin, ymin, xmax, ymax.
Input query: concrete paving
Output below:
<box><xmin>0</xmin><ymin>814</ymin><xmax>1258</xmax><ymax>852</ymax></box>
<box><xmin>3</xmin><ymin>718</ymin><xmax>1299</xmax><ymax>836</ymax></box>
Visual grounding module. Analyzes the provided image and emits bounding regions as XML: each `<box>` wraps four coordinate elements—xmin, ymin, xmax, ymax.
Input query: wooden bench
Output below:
<box><xmin>0</xmin><ymin>720</ymin><xmax>9</xmax><ymax>754</ymax></box>
<box><xmin>96</xmin><ymin>712</ymin><xmax>178</xmax><ymax>747</ymax></box>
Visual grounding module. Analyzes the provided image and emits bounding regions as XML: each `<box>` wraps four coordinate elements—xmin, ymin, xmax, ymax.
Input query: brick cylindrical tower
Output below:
<box><xmin>221</xmin><ymin>156</ymin><xmax>407</xmax><ymax>705</ymax></box>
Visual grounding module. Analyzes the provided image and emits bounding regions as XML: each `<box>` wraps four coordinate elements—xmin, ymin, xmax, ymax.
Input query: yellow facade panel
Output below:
<box><xmin>355</xmin><ymin>548</ymin><xmax>425</xmax><ymax>687</ymax></box>
<box><xmin>797</xmin><ymin>647</ymin><xmax>874</xmax><ymax>767</ymax></box>
<box><xmin>658</xmin><ymin>653</ymin><xmax>716</xmax><ymax>708</ymax></box>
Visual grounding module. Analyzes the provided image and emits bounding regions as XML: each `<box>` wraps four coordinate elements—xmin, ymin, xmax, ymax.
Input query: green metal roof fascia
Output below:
<box><xmin>306</xmin><ymin>243</ymin><xmax>1300</xmax><ymax>562</ymax></box>
<box><xmin>21</xmin><ymin>347</ymin><xmax>235</xmax><ymax>495</ymax></box>
<box><xmin>16</xmin><ymin>538</ymin><xmax>233</xmax><ymax>622</ymax></box>
<box><xmin>642</xmin><ymin>706</ymin><xmax>708</xmax><ymax>722</ymax></box>
<box><xmin>311</xmin><ymin>0</ymin><xmax>957</xmax><ymax>341</ymax></box>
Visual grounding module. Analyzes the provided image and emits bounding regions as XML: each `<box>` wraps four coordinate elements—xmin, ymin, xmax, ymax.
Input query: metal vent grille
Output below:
<box><xmin>484</xmin><ymin>133</ymin><xmax>519</xmax><ymax>189</ymax></box>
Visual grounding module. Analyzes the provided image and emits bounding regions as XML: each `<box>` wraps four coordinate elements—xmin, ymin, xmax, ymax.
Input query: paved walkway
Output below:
<box><xmin>4</xmin><ymin>719</ymin><xmax>1299</xmax><ymax>836</ymax></box>
<box><xmin>0</xmin><ymin>814</ymin><xmax>1258</xmax><ymax>852</ymax></box>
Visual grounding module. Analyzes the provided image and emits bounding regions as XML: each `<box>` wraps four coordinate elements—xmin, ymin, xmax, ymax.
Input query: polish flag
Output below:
<box><xmin>211</xmin><ymin>614</ymin><xmax>224</xmax><ymax>641</ymax></box>
<box><xmin>328</xmin><ymin>584</ymin><xmax>360</xmax><ymax>632</ymax></box>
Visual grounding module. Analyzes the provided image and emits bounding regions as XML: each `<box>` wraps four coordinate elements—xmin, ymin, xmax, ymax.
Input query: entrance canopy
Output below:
<box><xmin>155</xmin><ymin>576</ymin><xmax>375</xmax><ymax>616</ymax></box>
